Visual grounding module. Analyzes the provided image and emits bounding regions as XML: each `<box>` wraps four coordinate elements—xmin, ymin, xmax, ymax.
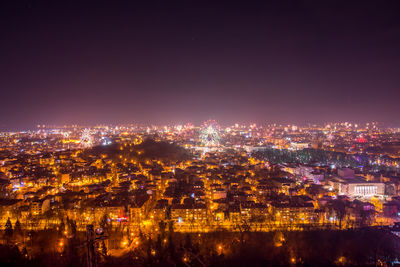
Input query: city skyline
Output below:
<box><xmin>2</xmin><ymin>121</ymin><xmax>394</xmax><ymax>133</ymax></box>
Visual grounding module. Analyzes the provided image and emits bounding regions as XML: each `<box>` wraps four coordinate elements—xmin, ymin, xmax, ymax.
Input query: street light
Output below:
<box><xmin>95</xmin><ymin>227</ymin><xmax>104</xmax><ymax>235</ymax></box>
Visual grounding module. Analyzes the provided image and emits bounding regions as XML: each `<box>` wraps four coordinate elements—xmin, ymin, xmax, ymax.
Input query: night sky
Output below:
<box><xmin>1</xmin><ymin>1</ymin><xmax>400</xmax><ymax>129</ymax></box>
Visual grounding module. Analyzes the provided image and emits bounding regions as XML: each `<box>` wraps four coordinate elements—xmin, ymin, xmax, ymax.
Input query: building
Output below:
<box><xmin>170</xmin><ymin>203</ymin><xmax>207</xmax><ymax>225</ymax></box>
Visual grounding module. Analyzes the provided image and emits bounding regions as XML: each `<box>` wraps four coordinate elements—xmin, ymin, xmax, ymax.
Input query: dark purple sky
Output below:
<box><xmin>1</xmin><ymin>1</ymin><xmax>400</xmax><ymax>129</ymax></box>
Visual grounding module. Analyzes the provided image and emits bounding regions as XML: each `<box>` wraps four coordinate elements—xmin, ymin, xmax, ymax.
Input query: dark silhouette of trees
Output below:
<box><xmin>4</xmin><ymin>217</ymin><xmax>13</xmax><ymax>243</ymax></box>
<box><xmin>14</xmin><ymin>218</ymin><xmax>22</xmax><ymax>238</ymax></box>
<box><xmin>357</xmin><ymin>209</ymin><xmax>375</xmax><ymax>227</ymax></box>
<box><xmin>331</xmin><ymin>199</ymin><xmax>347</xmax><ymax>229</ymax></box>
<box><xmin>158</xmin><ymin>220</ymin><xmax>167</xmax><ymax>238</ymax></box>
<box><xmin>0</xmin><ymin>228</ymin><xmax>396</xmax><ymax>266</ymax></box>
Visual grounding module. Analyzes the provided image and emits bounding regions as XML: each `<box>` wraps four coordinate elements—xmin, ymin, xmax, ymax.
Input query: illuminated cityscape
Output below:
<box><xmin>1</xmin><ymin>1</ymin><xmax>400</xmax><ymax>266</ymax></box>
<box><xmin>0</xmin><ymin>122</ymin><xmax>400</xmax><ymax>265</ymax></box>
